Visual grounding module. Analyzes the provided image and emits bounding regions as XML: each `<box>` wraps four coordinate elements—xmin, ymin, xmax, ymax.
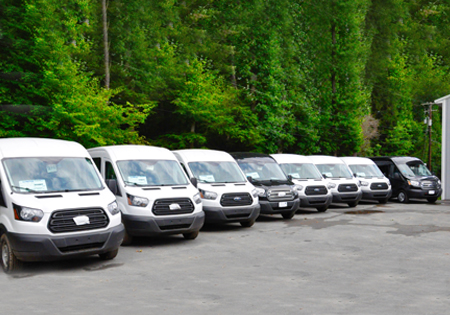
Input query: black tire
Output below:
<box><xmin>397</xmin><ymin>190</ymin><xmax>409</xmax><ymax>203</ymax></box>
<box><xmin>121</xmin><ymin>229</ymin><xmax>133</xmax><ymax>246</ymax></box>
<box><xmin>316</xmin><ymin>206</ymin><xmax>328</xmax><ymax>212</ymax></box>
<box><xmin>99</xmin><ymin>248</ymin><xmax>119</xmax><ymax>260</ymax></box>
<box><xmin>282</xmin><ymin>211</ymin><xmax>296</xmax><ymax>220</ymax></box>
<box><xmin>347</xmin><ymin>201</ymin><xmax>358</xmax><ymax>208</ymax></box>
<box><xmin>183</xmin><ymin>230</ymin><xmax>199</xmax><ymax>240</ymax></box>
<box><xmin>240</xmin><ymin>220</ymin><xmax>255</xmax><ymax>228</ymax></box>
<box><xmin>379</xmin><ymin>198</ymin><xmax>388</xmax><ymax>204</ymax></box>
<box><xmin>1</xmin><ymin>234</ymin><xmax>22</xmax><ymax>273</ymax></box>
<box><xmin>427</xmin><ymin>197</ymin><xmax>438</xmax><ymax>203</ymax></box>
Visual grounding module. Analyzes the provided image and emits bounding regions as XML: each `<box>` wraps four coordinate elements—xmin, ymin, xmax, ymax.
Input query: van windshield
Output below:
<box><xmin>3</xmin><ymin>157</ymin><xmax>103</xmax><ymax>193</ymax></box>
<box><xmin>348</xmin><ymin>164</ymin><xmax>383</xmax><ymax>178</ymax></box>
<box><xmin>117</xmin><ymin>160</ymin><xmax>189</xmax><ymax>186</ymax></box>
<box><xmin>279</xmin><ymin>163</ymin><xmax>322</xmax><ymax>180</ymax></box>
<box><xmin>315</xmin><ymin>164</ymin><xmax>353</xmax><ymax>179</ymax></box>
<box><xmin>237</xmin><ymin>159</ymin><xmax>287</xmax><ymax>182</ymax></box>
<box><xmin>398</xmin><ymin>162</ymin><xmax>432</xmax><ymax>177</ymax></box>
<box><xmin>188</xmin><ymin>161</ymin><xmax>246</xmax><ymax>183</ymax></box>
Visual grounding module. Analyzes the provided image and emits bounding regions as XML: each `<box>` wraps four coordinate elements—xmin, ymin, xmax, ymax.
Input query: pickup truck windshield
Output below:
<box><xmin>316</xmin><ymin>164</ymin><xmax>353</xmax><ymax>178</ymax></box>
<box><xmin>188</xmin><ymin>161</ymin><xmax>246</xmax><ymax>183</ymax></box>
<box><xmin>3</xmin><ymin>157</ymin><xmax>103</xmax><ymax>193</ymax></box>
<box><xmin>348</xmin><ymin>164</ymin><xmax>383</xmax><ymax>178</ymax></box>
<box><xmin>117</xmin><ymin>160</ymin><xmax>189</xmax><ymax>186</ymax></box>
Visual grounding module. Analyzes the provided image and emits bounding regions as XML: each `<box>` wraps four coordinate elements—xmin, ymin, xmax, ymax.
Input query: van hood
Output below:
<box><xmin>404</xmin><ymin>175</ymin><xmax>439</xmax><ymax>181</ymax></box>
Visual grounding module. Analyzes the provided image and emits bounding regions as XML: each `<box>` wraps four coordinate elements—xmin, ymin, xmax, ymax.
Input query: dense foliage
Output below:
<box><xmin>1</xmin><ymin>0</ymin><xmax>449</xmax><ymax>173</ymax></box>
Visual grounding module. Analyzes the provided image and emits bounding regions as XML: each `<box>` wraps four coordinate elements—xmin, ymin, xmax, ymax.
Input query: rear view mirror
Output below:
<box><xmin>190</xmin><ymin>177</ymin><xmax>198</xmax><ymax>188</ymax></box>
<box><xmin>106</xmin><ymin>179</ymin><xmax>119</xmax><ymax>195</ymax></box>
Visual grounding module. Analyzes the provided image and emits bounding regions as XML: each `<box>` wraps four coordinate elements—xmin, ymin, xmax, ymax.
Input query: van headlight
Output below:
<box><xmin>408</xmin><ymin>180</ymin><xmax>420</xmax><ymax>187</ymax></box>
<box><xmin>294</xmin><ymin>185</ymin><xmax>304</xmax><ymax>191</ymax></box>
<box><xmin>107</xmin><ymin>201</ymin><xmax>120</xmax><ymax>215</ymax></box>
<box><xmin>253</xmin><ymin>188</ymin><xmax>266</xmax><ymax>197</ymax></box>
<box><xmin>198</xmin><ymin>189</ymin><xmax>218</xmax><ymax>200</ymax></box>
<box><xmin>13</xmin><ymin>204</ymin><xmax>44</xmax><ymax>222</ymax></box>
<box><xmin>193</xmin><ymin>193</ymin><xmax>202</xmax><ymax>204</ymax></box>
<box><xmin>127</xmin><ymin>194</ymin><xmax>149</xmax><ymax>207</ymax></box>
<box><xmin>327</xmin><ymin>182</ymin><xmax>336</xmax><ymax>189</ymax></box>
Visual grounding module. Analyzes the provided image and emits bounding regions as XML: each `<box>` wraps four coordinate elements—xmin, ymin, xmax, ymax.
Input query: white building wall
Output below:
<box><xmin>435</xmin><ymin>94</ymin><xmax>450</xmax><ymax>200</ymax></box>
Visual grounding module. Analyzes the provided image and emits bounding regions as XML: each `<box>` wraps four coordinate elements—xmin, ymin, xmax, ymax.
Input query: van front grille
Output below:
<box><xmin>267</xmin><ymin>189</ymin><xmax>294</xmax><ymax>201</ymax></box>
<box><xmin>220</xmin><ymin>193</ymin><xmax>253</xmax><ymax>207</ymax></box>
<box><xmin>305</xmin><ymin>186</ymin><xmax>328</xmax><ymax>196</ymax></box>
<box><xmin>152</xmin><ymin>198</ymin><xmax>195</xmax><ymax>216</ymax></box>
<box><xmin>48</xmin><ymin>208</ymin><xmax>109</xmax><ymax>233</ymax></box>
<box><xmin>370</xmin><ymin>182</ymin><xmax>389</xmax><ymax>190</ymax></box>
<box><xmin>338</xmin><ymin>184</ymin><xmax>358</xmax><ymax>192</ymax></box>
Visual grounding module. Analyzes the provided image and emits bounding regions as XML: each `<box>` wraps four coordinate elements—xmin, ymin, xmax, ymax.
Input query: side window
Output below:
<box><xmin>105</xmin><ymin>162</ymin><xmax>117</xmax><ymax>180</ymax></box>
<box><xmin>93</xmin><ymin>158</ymin><xmax>101</xmax><ymax>173</ymax></box>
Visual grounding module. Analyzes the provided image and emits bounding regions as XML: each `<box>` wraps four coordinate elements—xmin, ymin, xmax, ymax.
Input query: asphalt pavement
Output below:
<box><xmin>1</xmin><ymin>200</ymin><xmax>450</xmax><ymax>314</ymax></box>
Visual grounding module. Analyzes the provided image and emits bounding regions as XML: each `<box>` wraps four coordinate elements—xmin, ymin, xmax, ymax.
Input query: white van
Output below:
<box><xmin>309</xmin><ymin>155</ymin><xmax>362</xmax><ymax>207</ymax></box>
<box><xmin>341</xmin><ymin>157</ymin><xmax>392</xmax><ymax>204</ymax></box>
<box><xmin>271</xmin><ymin>154</ymin><xmax>332</xmax><ymax>212</ymax></box>
<box><xmin>88</xmin><ymin>145</ymin><xmax>204</xmax><ymax>244</ymax></box>
<box><xmin>173</xmin><ymin>149</ymin><xmax>260</xmax><ymax>227</ymax></box>
<box><xmin>0</xmin><ymin>138</ymin><xmax>124</xmax><ymax>273</ymax></box>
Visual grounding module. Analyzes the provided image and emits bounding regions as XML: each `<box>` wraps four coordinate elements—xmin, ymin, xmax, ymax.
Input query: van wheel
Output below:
<box><xmin>240</xmin><ymin>220</ymin><xmax>255</xmax><ymax>228</ymax></box>
<box><xmin>379</xmin><ymin>199</ymin><xmax>388</xmax><ymax>204</ymax></box>
<box><xmin>121</xmin><ymin>229</ymin><xmax>133</xmax><ymax>246</ymax></box>
<box><xmin>183</xmin><ymin>230</ymin><xmax>199</xmax><ymax>240</ymax></box>
<box><xmin>316</xmin><ymin>206</ymin><xmax>328</xmax><ymax>212</ymax></box>
<box><xmin>397</xmin><ymin>191</ymin><xmax>409</xmax><ymax>203</ymax></box>
<box><xmin>282</xmin><ymin>211</ymin><xmax>296</xmax><ymax>220</ymax></box>
<box><xmin>1</xmin><ymin>234</ymin><xmax>22</xmax><ymax>273</ymax></box>
<box><xmin>99</xmin><ymin>248</ymin><xmax>119</xmax><ymax>260</ymax></box>
<box><xmin>347</xmin><ymin>201</ymin><xmax>358</xmax><ymax>208</ymax></box>
<box><xmin>427</xmin><ymin>197</ymin><xmax>438</xmax><ymax>203</ymax></box>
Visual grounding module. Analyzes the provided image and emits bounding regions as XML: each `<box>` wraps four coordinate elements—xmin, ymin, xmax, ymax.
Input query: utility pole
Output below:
<box><xmin>422</xmin><ymin>102</ymin><xmax>435</xmax><ymax>172</ymax></box>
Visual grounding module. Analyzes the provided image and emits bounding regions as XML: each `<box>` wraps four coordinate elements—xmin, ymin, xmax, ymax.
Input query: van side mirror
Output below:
<box><xmin>393</xmin><ymin>173</ymin><xmax>401</xmax><ymax>180</ymax></box>
<box><xmin>190</xmin><ymin>177</ymin><xmax>198</xmax><ymax>188</ymax></box>
<box><xmin>247</xmin><ymin>176</ymin><xmax>253</xmax><ymax>183</ymax></box>
<box><xmin>106</xmin><ymin>179</ymin><xmax>119</xmax><ymax>195</ymax></box>
<box><xmin>287</xmin><ymin>175</ymin><xmax>293</xmax><ymax>181</ymax></box>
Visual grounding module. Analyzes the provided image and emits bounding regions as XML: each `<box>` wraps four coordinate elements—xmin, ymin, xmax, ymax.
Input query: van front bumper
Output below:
<box><xmin>406</xmin><ymin>187</ymin><xmax>442</xmax><ymax>199</ymax></box>
<box><xmin>122</xmin><ymin>211</ymin><xmax>205</xmax><ymax>236</ymax></box>
<box><xmin>362</xmin><ymin>189</ymin><xmax>392</xmax><ymax>201</ymax></box>
<box><xmin>331</xmin><ymin>191</ymin><xmax>363</xmax><ymax>203</ymax></box>
<box><xmin>8</xmin><ymin>224</ymin><xmax>125</xmax><ymax>262</ymax></box>
<box><xmin>259</xmin><ymin>198</ymin><xmax>300</xmax><ymax>215</ymax></box>
<box><xmin>300</xmin><ymin>194</ymin><xmax>332</xmax><ymax>208</ymax></box>
<box><xmin>203</xmin><ymin>204</ymin><xmax>260</xmax><ymax>224</ymax></box>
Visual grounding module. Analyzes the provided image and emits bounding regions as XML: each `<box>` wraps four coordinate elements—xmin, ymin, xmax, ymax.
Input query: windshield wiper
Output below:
<box><xmin>11</xmin><ymin>185</ymin><xmax>42</xmax><ymax>193</ymax></box>
<box><xmin>124</xmin><ymin>181</ymin><xmax>146</xmax><ymax>186</ymax></box>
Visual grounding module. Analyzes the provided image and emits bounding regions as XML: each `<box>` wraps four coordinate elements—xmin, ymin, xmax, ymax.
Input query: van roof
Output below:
<box><xmin>308</xmin><ymin>155</ymin><xmax>345</xmax><ymax>165</ymax></box>
<box><xmin>271</xmin><ymin>153</ymin><xmax>313</xmax><ymax>164</ymax></box>
<box><xmin>370</xmin><ymin>156</ymin><xmax>422</xmax><ymax>164</ymax></box>
<box><xmin>173</xmin><ymin>149</ymin><xmax>236</xmax><ymax>162</ymax></box>
<box><xmin>0</xmin><ymin>138</ymin><xmax>87</xmax><ymax>159</ymax></box>
<box><xmin>88</xmin><ymin>145</ymin><xmax>176</xmax><ymax>161</ymax></box>
<box><xmin>340</xmin><ymin>157</ymin><xmax>375</xmax><ymax>165</ymax></box>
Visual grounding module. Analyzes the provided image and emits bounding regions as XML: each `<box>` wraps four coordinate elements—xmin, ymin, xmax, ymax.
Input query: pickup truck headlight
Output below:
<box><xmin>408</xmin><ymin>180</ymin><xmax>420</xmax><ymax>187</ymax></box>
<box><xmin>107</xmin><ymin>201</ymin><xmax>120</xmax><ymax>215</ymax></box>
<box><xmin>127</xmin><ymin>194</ymin><xmax>149</xmax><ymax>207</ymax></box>
<box><xmin>198</xmin><ymin>189</ymin><xmax>218</xmax><ymax>200</ymax></box>
<box><xmin>13</xmin><ymin>204</ymin><xmax>44</xmax><ymax>222</ymax></box>
<box><xmin>253</xmin><ymin>188</ymin><xmax>266</xmax><ymax>197</ymax></box>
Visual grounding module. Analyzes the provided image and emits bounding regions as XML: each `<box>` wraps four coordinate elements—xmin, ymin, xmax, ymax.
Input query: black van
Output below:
<box><xmin>370</xmin><ymin>156</ymin><xmax>441</xmax><ymax>203</ymax></box>
<box><xmin>230</xmin><ymin>153</ymin><xmax>300</xmax><ymax>219</ymax></box>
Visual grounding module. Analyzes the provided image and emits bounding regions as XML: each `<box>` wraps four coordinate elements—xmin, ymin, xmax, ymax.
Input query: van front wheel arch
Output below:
<box><xmin>1</xmin><ymin>234</ymin><xmax>22</xmax><ymax>273</ymax></box>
